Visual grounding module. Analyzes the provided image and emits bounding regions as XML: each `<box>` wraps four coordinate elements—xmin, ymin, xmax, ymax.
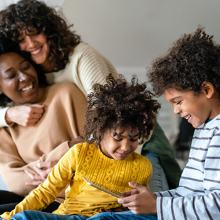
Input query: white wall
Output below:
<box><xmin>60</xmin><ymin>0</ymin><xmax>220</xmax><ymax>137</ymax></box>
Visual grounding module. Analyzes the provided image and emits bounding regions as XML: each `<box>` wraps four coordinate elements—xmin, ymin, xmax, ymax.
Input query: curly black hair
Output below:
<box><xmin>84</xmin><ymin>74</ymin><xmax>161</xmax><ymax>146</ymax></box>
<box><xmin>0</xmin><ymin>34</ymin><xmax>47</xmax><ymax>107</ymax></box>
<box><xmin>0</xmin><ymin>0</ymin><xmax>81</xmax><ymax>71</ymax></box>
<box><xmin>147</xmin><ymin>27</ymin><xmax>220</xmax><ymax>96</ymax></box>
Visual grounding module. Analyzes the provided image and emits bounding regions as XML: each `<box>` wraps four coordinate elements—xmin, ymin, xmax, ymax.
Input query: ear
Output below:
<box><xmin>201</xmin><ymin>81</ymin><xmax>214</xmax><ymax>99</ymax></box>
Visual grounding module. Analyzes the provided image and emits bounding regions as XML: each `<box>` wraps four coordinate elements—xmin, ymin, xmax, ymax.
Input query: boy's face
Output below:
<box><xmin>100</xmin><ymin>127</ymin><xmax>139</xmax><ymax>161</ymax></box>
<box><xmin>164</xmin><ymin>88</ymin><xmax>212</xmax><ymax>128</ymax></box>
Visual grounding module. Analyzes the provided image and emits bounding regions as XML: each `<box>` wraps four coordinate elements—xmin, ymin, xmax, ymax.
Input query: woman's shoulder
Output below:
<box><xmin>69</xmin><ymin>43</ymin><xmax>101</xmax><ymax>60</ymax></box>
<box><xmin>48</xmin><ymin>82</ymin><xmax>82</xmax><ymax>93</ymax></box>
<box><xmin>73</xmin><ymin>43</ymin><xmax>94</xmax><ymax>53</ymax></box>
<box><xmin>45</xmin><ymin>82</ymin><xmax>85</xmax><ymax>101</ymax></box>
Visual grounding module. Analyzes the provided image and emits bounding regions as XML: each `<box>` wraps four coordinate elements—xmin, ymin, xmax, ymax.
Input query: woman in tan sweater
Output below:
<box><xmin>0</xmin><ymin>36</ymin><xmax>87</xmax><ymax>213</ymax></box>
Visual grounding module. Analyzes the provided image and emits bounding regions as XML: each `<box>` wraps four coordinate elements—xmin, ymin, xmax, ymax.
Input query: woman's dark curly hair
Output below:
<box><xmin>0</xmin><ymin>0</ymin><xmax>81</xmax><ymax>71</ymax></box>
<box><xmin>83</xmin><ymin>74</ymin><xmax>161</xmax><ymax>146</ymax></box>
<box><xmin>0</xmin><ymin>34</ymin><xmax>47</xmax><ymax>107</ymax></box>
<box><xmin>147</xmin><ymin>27</ymin><xmax>220</xmax><ymax>95</ymax></box>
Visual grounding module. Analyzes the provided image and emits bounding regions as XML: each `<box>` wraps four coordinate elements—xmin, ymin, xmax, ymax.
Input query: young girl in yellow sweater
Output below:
<box><xmin>1</xmin><ymin>75</ymin><xmax>160</xmax><ymax>220</ymax></box>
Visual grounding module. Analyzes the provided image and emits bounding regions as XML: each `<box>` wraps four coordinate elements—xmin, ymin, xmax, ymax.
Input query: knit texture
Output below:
<box><xmin>2</xmin><ymin>142</ymin><xmax>152</xmax><ymax>219</ymax></box>
<box><xmin>45</xmin><ymin>43</ymin><xmax>118</xmax><ymax>96</ymax></box>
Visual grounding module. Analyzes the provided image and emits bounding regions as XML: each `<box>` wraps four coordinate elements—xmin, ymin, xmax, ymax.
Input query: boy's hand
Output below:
<box><xmin>118</xmin><ymin>182</ymin><xmax>157</xmax><ymax>215</ymax></box>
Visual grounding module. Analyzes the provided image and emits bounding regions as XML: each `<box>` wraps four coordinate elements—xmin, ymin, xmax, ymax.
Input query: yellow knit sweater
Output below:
<box><xmin>2</xmin><ymin>142</ymin><xmax>152</xmax><ymax>219</ymax></box>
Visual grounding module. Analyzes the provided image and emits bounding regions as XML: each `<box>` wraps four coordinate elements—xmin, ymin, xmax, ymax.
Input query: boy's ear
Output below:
<box><xmin>201</xmin><ymin>81</ymin><xmax>214</xmax><ymax>98</ymax></box>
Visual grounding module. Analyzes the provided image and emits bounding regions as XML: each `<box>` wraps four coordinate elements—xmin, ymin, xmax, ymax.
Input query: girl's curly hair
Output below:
<box><xmin>0</xmin><ymin>0</ymin><xmax>81</xmax><ymax>71</ymax></box>
<box><xmin>147</xmin><ymin>27</ymin><xmax>220</xmax><ymax>95</ymax></box>
<box><xmin>0</xmin><ymin>34</ymin><xmax>47</xmax><ymax>107</ymax></box>
<box><xmin>84</xmin><ymin>74</ymin><xmax>161</xmax><ymax>146</ymax></box>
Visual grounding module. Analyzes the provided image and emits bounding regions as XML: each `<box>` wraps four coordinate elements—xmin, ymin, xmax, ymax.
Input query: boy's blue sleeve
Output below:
<box><xmin>156</xmin><ymin>129</ymin><xmax>220</xmax><ymax>220</ymax></box>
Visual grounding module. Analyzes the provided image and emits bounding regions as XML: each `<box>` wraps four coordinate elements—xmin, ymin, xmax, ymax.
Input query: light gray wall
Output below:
<box><xmin>61</xmin><ymin>0</ymin><xmax>220</xmax><ymax>75</ymax></box>
<box><xmin>61</xmin><ymin>0</ymin><xmax>220</xmax><ymax>137</ymax></box>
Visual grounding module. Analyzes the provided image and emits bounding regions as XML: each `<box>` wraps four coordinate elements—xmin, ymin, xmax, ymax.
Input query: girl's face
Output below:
<box><xmin>0</xmin><ymin>52</ymin><xmax>40</xmax><ymax>105</ymax></box>
<box><xmin>18</xmin><ymin>29</ymin><xmax>50</xmax><ymax>68</ymax></box>
<box><xmin>100</xmin><ymin>127</ymin><xmax>139</xmax><ymax>161</ymax></box>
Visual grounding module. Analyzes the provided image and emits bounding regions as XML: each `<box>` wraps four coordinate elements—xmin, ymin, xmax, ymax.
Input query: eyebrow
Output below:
<box><xmin>170</xmin><ymin>96</ymin><xmax>182</xmax><ymax>102</ymax></box>
<box><xmin>114</xmin><ymin>132</ymin><xmax>139</xmax><ymax>138</ymax></box>
<box><xmin>4</xmin><ymin>59</ymin><xmax>27</xmax><ymax>74</ymax></box>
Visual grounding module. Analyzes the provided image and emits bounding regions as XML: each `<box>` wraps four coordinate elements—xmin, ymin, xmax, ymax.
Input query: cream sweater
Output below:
<box><xmin>0</xmin><ymin>43</ymin><xmax>118</xmax><ymax>127</ymax></box>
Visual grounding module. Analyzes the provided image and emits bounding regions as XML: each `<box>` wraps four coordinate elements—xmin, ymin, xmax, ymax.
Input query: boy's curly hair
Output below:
<box><xmin>147</xmin><ymin>27</ymin><xmax>220</xmax><ymax>95</ymax></box>
<box><xmin>0</xmin><ymin>0</ymin><xmax>81</xmax><ymax>71</ymax></box>
<box><xmin>84</xmin><ymin>74</ymin><xmax>161</xmax><ymax>146</ymax></box>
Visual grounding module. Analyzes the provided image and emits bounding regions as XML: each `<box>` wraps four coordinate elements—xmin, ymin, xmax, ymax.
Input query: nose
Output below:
<box><xmin>25</xmin><ymin>36</ymin><xmax>35</xmax><ymax>49</ymax></box>
<box><xmin>121</xmin><ymin>139</ymin><xmax>130</xmax><ymax>152</ymax></box>
<box><xmin>173</xmin><ymin>105</ymin><xmax>181</xmax><ymax>115</ymax></box>
<box><xmin>19</xmin><ymin>71</ymin><xmax>29</xmax><ymax>82</ymax></box>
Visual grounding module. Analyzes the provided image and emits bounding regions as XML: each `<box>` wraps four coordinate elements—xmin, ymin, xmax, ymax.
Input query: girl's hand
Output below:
<box><xmin>25</xmin><ymin>160</ymin><xmax>58</xmax><ymax>186</ymax></box>
<box><xmin>118</xmin><ymin>182</ymin><xmax>157</xmax><ymax>215</ymax></box>
<box><xmin>5</xmin><ymin>104</ymin><xmax>45</xmax><ymax>126</ymax></box>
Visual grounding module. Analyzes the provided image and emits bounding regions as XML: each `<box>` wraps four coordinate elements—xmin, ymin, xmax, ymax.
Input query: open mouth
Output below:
<box><xmin>184</xmin><ymin>114</ymin><xmax>192</xmax><ymax>122</ymax></box>
<box><xmin>30</xmin><ymin>47</ymin><xmax>42</xmax><ymax>55</ymax></box>
<box><xmin>21</xmin><ymin>83</ymin><xmax>34</xmax><ymax>92</ymax></box>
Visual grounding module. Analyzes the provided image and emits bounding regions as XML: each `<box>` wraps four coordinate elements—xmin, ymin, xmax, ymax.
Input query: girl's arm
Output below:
<box><xmin>1</xmin><ymin>146</ymin><xmax>77</xmax><ymax>220</ymax></box>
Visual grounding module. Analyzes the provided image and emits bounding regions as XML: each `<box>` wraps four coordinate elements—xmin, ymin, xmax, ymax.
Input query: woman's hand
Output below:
<box><xmin>25</xmin><ymin>160</ymin><xmax>58</xmax><ymax>186</ymax></box>
<box><xmin>5</xmin><ymin>104</ymin><xmax>45</xmax><ymax>126</ymax></box>
<box><xmin>118</xmin><ymin>182</ymin><xmax>157</xmax><ymax>215</ymax></box>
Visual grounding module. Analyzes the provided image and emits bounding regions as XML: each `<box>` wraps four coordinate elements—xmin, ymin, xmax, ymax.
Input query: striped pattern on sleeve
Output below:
<box><xmin>155</xmin><ymin>115</ymin><xmax>220</xmax><ymax>220</ymax></box>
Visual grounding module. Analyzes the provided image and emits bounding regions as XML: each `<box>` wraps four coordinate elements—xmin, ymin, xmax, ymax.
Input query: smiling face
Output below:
<box><xmin>18</xmin><ymin>29</ymin><xmax>50</xmax><ymax>70</ymax></box>
<box><xmin>164</xmin><ymin>87</ymin><xmax>214</xmax><ymax>128</ymax></box>
<box><xmin>0</xmin><ymin>52</ymin><xmax>40</xmax><ymax>105</ymax></box>
<box><xmin>100</xmin><ymin>127</ymin><xmax>139</xmax><ymax>161</ymax></box>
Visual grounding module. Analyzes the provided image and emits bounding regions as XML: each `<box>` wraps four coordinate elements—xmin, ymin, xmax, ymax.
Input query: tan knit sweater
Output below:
<box><xmin>0</xmin><ymin>82</ymin><xmax>86</xmax><ymax>198</ymax></box>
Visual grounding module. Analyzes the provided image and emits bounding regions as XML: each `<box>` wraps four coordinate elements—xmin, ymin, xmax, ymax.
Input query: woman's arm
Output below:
<box><xmin>25</xmin><ymin>137</ymin><xmax>85</xmax><ymax>186</ymax></box>
<box><xmin>1</xmin><ymin>146</ymin><xmax>77</xmax><ymax>220</ymax></box>
<box><xmin>0</xmin><ymin>129</ymin><xmax>70</xmax><ymax>196</ymax></box>
<box><xmin>5</xmin><ymin>104</ymin><xmax>45</xmax><ymax>127</ymax></box>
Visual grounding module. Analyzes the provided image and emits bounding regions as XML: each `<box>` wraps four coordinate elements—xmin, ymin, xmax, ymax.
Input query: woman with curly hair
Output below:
<box><xmin>0</xmin><ymin>0</ymin><xmax>118</xmax><ymax>127</ymax></box>
<box><xmin>1</xmin><ymin>74</ymin><xmax>159</xmax><ymax>220</ymax></box>
<box><xmin>0</xmin><ymin>34</ymin><xmax>87</xmax><ymax>215</ymax></box>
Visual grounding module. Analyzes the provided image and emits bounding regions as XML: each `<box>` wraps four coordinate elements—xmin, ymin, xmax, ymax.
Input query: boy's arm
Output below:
<box><xmin>1</xmin><ymin>146</ymin><xmax>77</xmax><ymax>220</ymax></box>
<box><xmin>156</xmin><ymin>131</ymin><xmax>220</xmax><ymax>220</ymax></box>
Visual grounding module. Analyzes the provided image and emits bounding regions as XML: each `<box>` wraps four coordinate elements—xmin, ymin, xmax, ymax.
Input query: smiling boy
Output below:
<box><xmin>91</xmin><ymin>28</ymin><xmax>220</xmax><ymax>220</ymax></box>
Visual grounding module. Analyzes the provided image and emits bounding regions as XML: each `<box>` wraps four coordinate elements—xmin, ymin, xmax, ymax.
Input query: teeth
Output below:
<box><xmin>22</xmin><ymin>84</ymin><xmax>33</xmax><ymax>92</ymax></box>
<box><xmin>31</xmin><ymin>48</ymin><xmax>41</xmax><ymax>55</ymax></box>
<box><xmin>186</xmin><ymin>115</ymin><xmax>191</xmax><ymax>120</ymax></box>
